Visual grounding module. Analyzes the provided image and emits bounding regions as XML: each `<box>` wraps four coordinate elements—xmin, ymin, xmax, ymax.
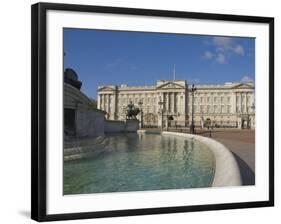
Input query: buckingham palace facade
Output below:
<box><xmin>97</xmin><ymin>80</ymin><xmax>255</xmax><ymax>129</ymax></box>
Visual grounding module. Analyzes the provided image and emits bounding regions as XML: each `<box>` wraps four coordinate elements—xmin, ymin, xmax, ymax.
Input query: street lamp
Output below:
<box><xmin>138</xmin><ymin>100</ymin><xmax>143</xmax><ymax>128</ymax></box>
<box><xmin>190</xmin><ymin>84</ymin><xmax>197</xmax><ymax>134</ymax></box>
<box><xmin>158</xmin><ymin>101</ymin><xmax>164</xmax><ymax>129</ymax></box>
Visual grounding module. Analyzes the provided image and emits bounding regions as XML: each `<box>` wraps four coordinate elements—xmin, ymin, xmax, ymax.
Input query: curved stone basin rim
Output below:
<box><xmin>137</xmin><ymin>130</ymin><xmax>242</xmax><ymax>187</ymax></box>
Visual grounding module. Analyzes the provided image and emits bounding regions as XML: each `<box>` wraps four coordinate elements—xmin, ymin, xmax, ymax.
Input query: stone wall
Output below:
<box><xmin>104</xmin><ymin>119</ymin><xmax>139</xmax><ymax>133</ymax></box>
<box><xmin>104</xmin><ymin>120</ymin><xmax>125</xmax><ymax>133</ymax></box>
<box><xmin>76</xmin><ymin>110</ymin><xmax>105</xmax><ymax>137</ymax></box>
<box><xmin>125</xmin><ymin>119</ymin><xmax>139</xmax><ymax>132</ymax></box>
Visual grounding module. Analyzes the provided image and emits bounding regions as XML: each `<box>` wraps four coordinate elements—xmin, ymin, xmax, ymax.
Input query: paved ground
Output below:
<box><xmin>143</xmin><ymin>128</ymin><xmax>255</xmax><ymax>185</ymax></box>
<box><xmin>210</xmin><ymin>129</ymin><xmax>255</xmax><ymax>185</ymax></box>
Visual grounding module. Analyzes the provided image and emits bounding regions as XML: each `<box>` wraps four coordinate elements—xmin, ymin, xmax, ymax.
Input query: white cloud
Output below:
<box><xmin>241</xmin><ymin>75</ymin><xmax>253</xmax><ymax>83</ymax></box>
<box><xmin>216</xmin><ymin>53</ymin><xmax>226</xmax><ymax>64</ymax></box>
<box><xmin>213</xmin><ymin>37</ymin><xmax>245</xmax><ymax>55</ymax></box>
<box><xmin>213</xmin><ymin>37</ymin><xmax>233</xmax><ymax>51</ymax></box>
<box><xmin>202</xmin><ymin>37</ymin><xmax>245</xmax><ymax>64</ymax></box>
<box><xmin>233</xmin><ymin>45</ymin><xmax>245</xmax><ymax>56</ymax></box>
<box><xmin>203</xmin><ymin>51</ymin><xmax>214</xmax><ymax>60</ymax></box>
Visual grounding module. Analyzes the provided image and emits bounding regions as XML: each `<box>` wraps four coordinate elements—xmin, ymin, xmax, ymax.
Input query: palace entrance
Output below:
<box><xmin>239</xmin><ymin>114</ymin><xmax>250</xmax><ymax>129</ymax></box>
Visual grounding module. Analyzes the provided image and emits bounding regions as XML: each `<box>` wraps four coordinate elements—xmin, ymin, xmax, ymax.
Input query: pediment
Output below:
<box><xmin>157</xmin><ymin>82</ymin><xmax>185</xmax><ymax>89</ymax></box>
<box><xmin>232</xmin><ymin>83</ymin><xmax>254</xmax><ymax>89</ymax></box>
<box><xmin>98</xmin><ymin>86</ymin><xmax>115</xmax><ymax>91</ymax></box>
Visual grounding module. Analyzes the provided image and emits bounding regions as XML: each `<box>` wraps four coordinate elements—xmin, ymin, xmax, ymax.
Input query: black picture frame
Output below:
<box><xmin>31</xmin><ymin>2</ymin><xmax>274</xmax><ymax>222</ymax></box>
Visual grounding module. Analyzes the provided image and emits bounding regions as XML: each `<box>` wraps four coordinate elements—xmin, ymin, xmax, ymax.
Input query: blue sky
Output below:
<box><xmin>64</xmin><ymin>28</ymin><xmax>255</xmax><ymax>99</ymax></box>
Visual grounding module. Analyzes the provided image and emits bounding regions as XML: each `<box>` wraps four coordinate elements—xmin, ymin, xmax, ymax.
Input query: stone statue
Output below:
<box><xmin>126</xmin><ymin>101</ymin><xmax>140</xmax><ymax>120</ymax></box>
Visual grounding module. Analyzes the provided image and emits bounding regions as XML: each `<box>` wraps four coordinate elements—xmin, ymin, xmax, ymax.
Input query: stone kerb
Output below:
<box><xmin>137</xmin><ymin>130</ymin><xmax>242</xmax><ymax>187</ymax></box>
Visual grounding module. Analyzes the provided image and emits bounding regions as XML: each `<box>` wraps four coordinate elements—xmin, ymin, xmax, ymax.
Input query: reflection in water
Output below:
<box><xmin>64</xmin><ymin>133</ymin><xmax>215</xmax><ymax>195</ymax></box>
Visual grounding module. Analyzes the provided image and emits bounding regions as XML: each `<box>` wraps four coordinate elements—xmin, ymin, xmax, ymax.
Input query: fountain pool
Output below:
<box><xmin>64</xmin><ymin>133</ymin><xmax>216</xmax><ymax>195</ymax></box>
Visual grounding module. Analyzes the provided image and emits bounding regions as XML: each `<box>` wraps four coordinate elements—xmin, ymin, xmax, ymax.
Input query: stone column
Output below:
<box><xmin>171</xmin><ymin>92</ymin><xmax>174</xmax><ymax>113</ymax></box>
<box><xmin>161</xmin><ymin>92</ymin><xmax>164</xmax><ymax>107</ymax></box>
<box><xmin>238</xmin><ymin>117</ymin><xmax>242</xmax><ymax>129</ymax></box>
<box><xmin>184</xmin><ymin>91</ymin><xmax>187</xmax><ymax>115</ymax></box>
<box><xmin>174</xmin><ymin>93</ymin><xmax>177</xmax><ymax>113</ymax></box>
<box><xmin>103</xmin><ymin>94</ymin><xmax>106</xmax><ymax>111</ymax></box>
<box><xmin>242</xmin><ymin>92</ymin><xmax>245</xmax><ymax>113</ymax></box>
<box><xmin>168</xmin><ymin>92</ymin><xmax>171</xmax><ymax>113</ymax></box>
<box><xmin>165</xmin><ymin>93</ymin><xmax>168</xmax><ymax>112</ymax></box>
<box><xmin>162</xmin><ymin>93</ymin><xmax>165</xmax><ymax>111</ymax></box>
<box><xmin>245</xmin><ymin>92</ymin><xmax>248</xmax><ymax>113</ymax></box>
<box><xmin>251</xmin><ymin>92</ymin><xmax>255</xmax><ymax>113</ymax></box>
<box><xmin>107</xmin><ymin>94</ymin><xmax>110</xmax><ymax>118</ymax></box>
<box><xmin>97</xmin><ymin>94</ymin><xmax>101</xmax><ymax>110</ymax></box>
<box><xmin>232</xmin><ymin>92</ymin><xmax>236</xmax><ymax>114</ymax></box>
<box><xmin>239</xmin><ymin>92</ymin><xmax>243</xmax><ymax>113</ymax></box>
<box><xmin>164</xmin><ymin>92</ymin><xmax>167</xmax><ymax>112</ymax></box>
<box><xmin>157</xmin><ymin>93</ymin><xmax>161</xmax><ymax>128</ymax></box>
<box><xmin>179</xmin><ymin>93</ymin><xmax>183</xmax><ymax>113</ymax></box>
<box><xmin>112</xmin><ymin>93</ymin><xmax>116</xmax><ymax>120</ymax></box>
<box><xmin>99</xmin><ymin>94</ymin><xmax>102</xmax><ymax>110</ymax></box>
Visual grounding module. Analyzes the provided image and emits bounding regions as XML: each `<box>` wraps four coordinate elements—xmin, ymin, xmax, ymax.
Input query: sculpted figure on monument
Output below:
<box><xmin>126</xmin><ymin>101</ymin><xmax>140</xmax><ymax>120</ymax></box>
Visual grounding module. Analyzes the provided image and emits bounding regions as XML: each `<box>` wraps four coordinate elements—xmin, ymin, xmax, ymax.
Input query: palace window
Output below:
<box><xmin>227</xmin><ymin>97</ymin><xmax>231</xmax><ymax>103</ymax></box>
<box><xmin>227</xmin><ymin>105</ymin><xmax>231</xmax><ymax>113</ymax></box>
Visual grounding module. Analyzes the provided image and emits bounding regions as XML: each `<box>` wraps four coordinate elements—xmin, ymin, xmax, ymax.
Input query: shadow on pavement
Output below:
<box><xmin>232</xmin><ymin>152</ymin><xmax>255</xmax><ymax>185</ymax></box>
